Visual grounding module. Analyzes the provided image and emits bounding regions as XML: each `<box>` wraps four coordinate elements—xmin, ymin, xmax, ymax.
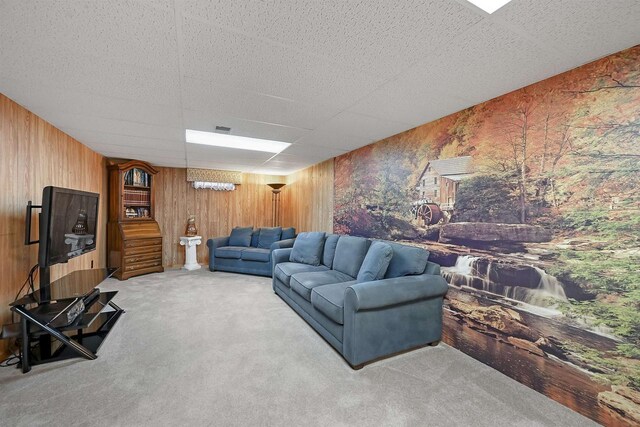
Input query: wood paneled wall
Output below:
<box><xmin>153</xmin><ymin>159</ymin><xmax>335</xmax><ymax>267</ymax></box>
<box><xmin>281</xmin><ymin>159</ymin><xmax>334</xmax><ymax>233</ymax></box>
<box><xmin>153</xmin><ymin>168</ymin><xmax>284</xmax><ymax>266</ymax></box>
<box><xmin>0</xmin><ymin>93</ymin><xmax>107</xmax><ymax>358</ymax></box>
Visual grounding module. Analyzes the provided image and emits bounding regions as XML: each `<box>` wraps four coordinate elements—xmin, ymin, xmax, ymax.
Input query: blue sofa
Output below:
<box><xmin>207</xmin><ymin>227</ymin><xmax>296</xmax><ymax>277</ymax></box>
<box><xmin>272</xmin><ymin>232</ymin><xmax>448</xmax><ymax>369</ymax></box>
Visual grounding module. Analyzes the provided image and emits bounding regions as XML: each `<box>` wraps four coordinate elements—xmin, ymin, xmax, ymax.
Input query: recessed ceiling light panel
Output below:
<box><xmin>185</xmin><ymin>129</ymin><xmax>291</xmax><ymax>154</ymax></box>
<box><xmin>466</xmin><ymin>0</ymin><xmax>512</xmax><ymax>14</ymax></box>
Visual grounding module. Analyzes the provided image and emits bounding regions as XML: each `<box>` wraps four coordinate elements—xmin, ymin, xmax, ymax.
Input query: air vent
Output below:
<box><xmin>214</xmin><ymin>126</ymin><xmax>231</xmax><ymax>134</ymax></box>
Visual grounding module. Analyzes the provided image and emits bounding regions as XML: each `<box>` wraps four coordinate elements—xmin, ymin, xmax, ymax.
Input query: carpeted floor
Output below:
<box><xmin>0</xmin><ymin>269</ymin><xmax>597</xmax><ymax>426</ymax></box>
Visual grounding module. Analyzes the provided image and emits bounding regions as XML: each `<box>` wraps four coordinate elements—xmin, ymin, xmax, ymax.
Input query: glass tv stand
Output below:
<box><xmin>8</xmin><ymin>268</ymin><xmax>124</xmax><ymax>373</ymax></box>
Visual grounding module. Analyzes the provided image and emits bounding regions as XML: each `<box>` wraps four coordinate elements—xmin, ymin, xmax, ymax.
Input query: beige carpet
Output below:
<box><xmin>0</xmin><ymin>268</ymin><xmax>597</xmax><ymax>426</ymax></box>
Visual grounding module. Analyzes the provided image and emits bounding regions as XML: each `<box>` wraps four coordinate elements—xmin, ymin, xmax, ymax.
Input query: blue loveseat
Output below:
<box><xmin>207</xmin><ymin>226</ymin><xmax>296</xmax><ymax>277</ymax></box>
<box><xmin>272</xmin><ymin>232</ymin><xmax>448</xmax><ymax>369</ymax></box>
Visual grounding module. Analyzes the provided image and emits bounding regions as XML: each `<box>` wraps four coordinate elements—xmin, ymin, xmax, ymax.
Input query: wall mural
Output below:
<box><xmin>334</xmin><ymin>45</ymin><xmax>639</xmax><ymax>426</ymax></box>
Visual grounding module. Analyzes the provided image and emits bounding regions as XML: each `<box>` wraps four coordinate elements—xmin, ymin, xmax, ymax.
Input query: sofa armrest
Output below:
<box><xmin>342</xmin><ymin>274</ymin><xmax>448</xmax><ymax>366</ymax></box>
<box><xmin>207</xmin><ymin>236</ymin><xmax>229</xmax><ymax>250</ymax></box>
<box><xmin>346</xmin><ymin>274</ymin><xmax>448</xmax><ymax>312</ymax></box>
<box><xmin>206</xmin><ymin>236</ymin><xmax>229</xmax><ymax>271</ymax></box>
<box><xmin>270</xmin><ymin>238</ymin><xmax>296</xmax><ymax>251</ymax></box>
<box><xmin>271</xmin><ymin>248</ymin><xmax>293</xmax><ymax>288</ymax></box>
<box><xmin>272</xmin><ymin>248</ymin><xmax>293</xmax><ymax>267</ymax></box>
<box><xmin>424</xmin><ymin>261</ymin><xmax>441</xmax><ymax>276</ymax></box>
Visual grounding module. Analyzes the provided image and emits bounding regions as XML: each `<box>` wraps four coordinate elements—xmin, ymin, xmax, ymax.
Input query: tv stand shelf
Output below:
<box><xmin>7</xmin><ymin>268</ymin><xmax>124</xmax><ymax>373</ymax></box>
<box><xmin>11</xmin><ymin>291</ymin><xmax>120</xmax><ymax>336</ymax></box>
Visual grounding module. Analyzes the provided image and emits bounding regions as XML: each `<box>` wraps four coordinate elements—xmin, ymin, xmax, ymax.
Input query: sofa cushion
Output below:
<box><xmin>322</xmin><ymin>234</ymin><xmax>340</xmax><ymax>268</ymax></box>
<box><xmin>214</xmin><ymin>246</ymin><xmax>246</xmax><ymax>259</ymax></box>
<box><xmin>332</xmin><ymin>236</ymin><xmax>370</xmax><ymax>278</ymax></box>
<box><xmin>357</xmin><ymin>241</ymin><xmax>393</xmax><ymax>283</ymax></box>
<box><xmin>257</xmin><ymin>227</ymin><xmax>282</xmax><ymax>249</ymax></box>
<box><xmin>229</xmin><ymin>226</ymin><xmax>253</xmax><ymax>247</ymax></box>
<box><xmin>290</xmin><ymin>270</ymin><xmax>354</xmax><ymax>302</ymax></box>
<box><xmin>241</xmin><ymin>248</ymin><xmax>271</xmax><ymax>262</ymax></box>
<box><xmin>289</xmin><ymin>232</ymin><xmax>326</xmax><ymax>266</ymax></box>
<box><xmin>250</xmin><ymin>230</ymin><xmax>260</xmax><ymax>247</ymax></box>
<box><xmin>274</xmin><ymin>262</ymin><xmax>329</xmax><ymax>287</ymax></box>
<box><xmin>311</xmin><ymin>281</ymin><xmax>355</xmax><ymax>325</ymax></box>
<box><xmin>384</xmin><ymin>242</ymin><xmax>429</xmax><ymax>279</ymax></box>
<box><xmin>281</xmin><ymin>227</ymin><xmax>296</xmax><ymax>240</ymax></box>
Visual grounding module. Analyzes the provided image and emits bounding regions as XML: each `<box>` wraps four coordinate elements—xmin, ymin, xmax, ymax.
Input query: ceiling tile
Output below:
<box><xmin>347</xmin><ymin>78</ymin><xmax>474</xmax><ymax>127</ymax></box>
<box><xmin>314</xmin><ymin>111</ymin><xmax>412</xmax><ymax>141</ymax></box>
<box><xmin>0</xmin><ymin>1</ymin><xmax>180</xmax><ymax>107</ymax></box>
<box><xmin>0</xmin><ymin>43</ymin><xmax>180</xmax><ymax>107</ymax></box>
<box><xmin>278</xmin><ymin>143</ymin><xmax>349</xmax><ymax>160</ymax></box>
<box><xmin>182</xmin><ymin>0</ymin><xmax>483</xmax><ymax>78</ymax></box>
<box><xmin>293</xmin><ymin>130</ymin><xmax>374</xmax><ymax>152</ymax></box>
<box><xmin>0</xmin><ymin>0</ymin><xmax>179</xmax><ymax>71</ymax></box>
<box><xmin>410</xmin><ymin>19</ymin><xmax>565</xmax><ymax>105</ymax></box>
<box><xmin>493</xmin><ymin>0</ymin><xmax>640</xmax><ymax>67</ymax></box>
<box><xmin>44</xmin><ymin>112</ymin><xmax>183</xmax><ymax>142</ymax></box>
<box><xmin>185</xmin><ymin>143</ymin><xmax>276</xmax><ymax>163</ymax></box>
<box><xmin>349</xmin><ymin>19</ymin><xmax>568</xmax><ymax>125</ymax></box>
<box><xmin>181</xmin><ymin>77</ymin><xmax>338</xmax><ymax>130</ymax></box>
<box><xmin>180</xmin><ymin>16</ymin><xmax>386</xmax><ymax>109</ymax></box>
<box><xmin>185</xmin><ymin>160</ymin><xmax>263</xmax><ymax>171</ymax></box>
<box><xmin>61</xmin><ymin>128</ymin><xmax>185</xmax><ymax>152</ymax></box>
<box><xmin>0</xmin><ymin>77</ymin><xmax>183</xmax><ymax>128</ymax></box>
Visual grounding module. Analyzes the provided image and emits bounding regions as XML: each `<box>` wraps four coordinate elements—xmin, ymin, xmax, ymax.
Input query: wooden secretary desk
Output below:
<box><xmin>107</xmin><ymin>160</ymin><xmax>164</xmax><ymax>280</ymax></box>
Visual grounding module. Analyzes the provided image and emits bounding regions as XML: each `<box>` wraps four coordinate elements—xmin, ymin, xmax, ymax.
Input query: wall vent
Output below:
<box><xmin>214</xmin><ymin>126</ymin><xmax>231</xmax><ymax>134</ymax></box>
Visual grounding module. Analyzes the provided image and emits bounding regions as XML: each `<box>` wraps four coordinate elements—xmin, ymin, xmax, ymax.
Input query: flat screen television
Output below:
<box><xmin>38</xmin><ymin>186</ymin><xmax>100</xmax><ymax>268</ymax></box>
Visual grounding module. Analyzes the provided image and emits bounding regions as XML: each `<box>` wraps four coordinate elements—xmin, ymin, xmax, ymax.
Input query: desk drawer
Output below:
<box><xmin>124</xmin><ymin>238</ymin><xmax>162</xmax><ymax>248</ymax></box>
<box><xmin>124</xmin><ymin>259</ymin><xmax>162</xmax><ymax>272</ymax></box>
<box><xmin>124</xmin><ymin>245</ymin><xmax>162</xmax><ymax>257</ymax></box>
<box><xmin>124</xmin><ymin>252</ymin><xmax>161</xmax><ymax>264</ymax></box>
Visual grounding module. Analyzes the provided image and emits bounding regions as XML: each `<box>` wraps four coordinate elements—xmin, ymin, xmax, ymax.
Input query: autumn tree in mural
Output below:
<box><xmin>334</xmin><ymin>45</ymin><xmax>640</xmax><ymax>426</ymax></box>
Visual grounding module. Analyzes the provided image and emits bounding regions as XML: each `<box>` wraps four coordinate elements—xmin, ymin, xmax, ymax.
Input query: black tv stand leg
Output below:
<box><xmin>109</xmin><ymin>300</ymin><xmax>124</xmax><ymax>312</ymax></box>
<box><xmin>20</xmin><ymin>315</ymin><xmax>31</xmax><ymax>373</ymax></box>
<box><xmin>13</xmin><ymin>306</ymin><xmax>97</xmax><ymax>373</ymax></box>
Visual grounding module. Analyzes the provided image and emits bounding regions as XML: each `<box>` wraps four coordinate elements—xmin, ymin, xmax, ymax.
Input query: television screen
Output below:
<box><xmin>38</xmin><ymin>186</ymin><xmax>99</xmax><ymax>267</ymax></box>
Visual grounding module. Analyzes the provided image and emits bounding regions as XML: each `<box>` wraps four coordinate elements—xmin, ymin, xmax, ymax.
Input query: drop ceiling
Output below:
<box><xmin>1</xmin><ymin>0</ymin><xmax>638</xmax><ymax>174</ymax></box>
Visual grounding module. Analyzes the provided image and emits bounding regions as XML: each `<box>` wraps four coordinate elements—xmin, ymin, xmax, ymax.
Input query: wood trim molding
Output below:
<box><xmin>108</xmin><ymin>159</ymin><xmax>159</xmax><ymax>175</ymax></box>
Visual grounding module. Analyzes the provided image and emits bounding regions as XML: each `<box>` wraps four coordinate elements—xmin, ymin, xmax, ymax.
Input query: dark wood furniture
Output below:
<box><xmin>107</xmin><ymin>160</ymin><xmax>164</xmax><ymax>280</ymax></box>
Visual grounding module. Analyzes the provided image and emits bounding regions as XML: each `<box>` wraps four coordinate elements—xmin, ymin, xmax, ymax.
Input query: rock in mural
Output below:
<box><xmin>439</xmin><ymin>222</ymin><xmax>553</xmax><ymax>244</ymax></box>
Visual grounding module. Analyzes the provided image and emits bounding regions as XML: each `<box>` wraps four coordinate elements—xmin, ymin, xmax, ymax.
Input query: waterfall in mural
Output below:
<box><xmin>441</xmin><ymin>255</ymin><xmax>567</xmax><ymax>310</ymax></box>
<box><xmin>530</xmin><ymin>267</ymin><xmax>567</xmax><ymax>305</ymax></box>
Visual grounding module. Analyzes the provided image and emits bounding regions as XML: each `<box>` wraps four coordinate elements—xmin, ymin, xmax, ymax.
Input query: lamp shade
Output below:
<box><xmin>267</xmin><ymin>183</ymin><xmax>286</xmax><ymax>192</ymax></box>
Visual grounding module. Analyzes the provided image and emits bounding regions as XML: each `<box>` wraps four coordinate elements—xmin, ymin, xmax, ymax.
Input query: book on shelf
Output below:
<box><xmin>124</xmin><ymin>168</ymin><xmax>151</xmax><ymax>187</ymax></box>
<box><xmin>123</xmin><ymin>188</ymin><xmax>150</xmax><ymax>205</ymax></box>
<box><xmin>124</xmin><ymin>206</ymin><xmax>151</xmax><ymax>219</ymax></box>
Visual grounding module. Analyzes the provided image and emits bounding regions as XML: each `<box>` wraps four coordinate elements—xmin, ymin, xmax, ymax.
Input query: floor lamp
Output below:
<box><xmin>267</xmin><ymin>183</ymin><xmax>286</xmax><ymax>227</ymax></box>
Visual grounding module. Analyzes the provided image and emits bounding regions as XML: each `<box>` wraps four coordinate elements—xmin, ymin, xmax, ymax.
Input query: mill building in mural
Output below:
<box><xmin>412</xmin><ymin>155</ymin><xmax>474</xmax><ymax>225</ymax></box>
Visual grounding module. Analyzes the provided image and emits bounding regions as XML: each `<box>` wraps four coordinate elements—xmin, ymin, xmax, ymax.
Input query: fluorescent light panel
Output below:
<box><xmin>185</xmin><ymin>129</ymin><xmax>291</xmax><ymax>154</ymax></box>
<box><xmin>466</xmin><ymin>0</ymin><xmax>512</xmax><ymax>14</ymax></box>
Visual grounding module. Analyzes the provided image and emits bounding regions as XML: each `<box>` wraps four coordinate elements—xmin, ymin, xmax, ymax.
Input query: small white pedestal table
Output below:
<box><xmin>179</xmin><ymin>236</ymin><xmax>202</xmax><ymax>271</ymax></box>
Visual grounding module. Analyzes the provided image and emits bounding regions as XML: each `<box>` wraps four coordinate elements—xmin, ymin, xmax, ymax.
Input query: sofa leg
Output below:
<box><xmin>428</xmin><ymin>340</ymin><xmax>441</xmax><ymax>347</ymax></box>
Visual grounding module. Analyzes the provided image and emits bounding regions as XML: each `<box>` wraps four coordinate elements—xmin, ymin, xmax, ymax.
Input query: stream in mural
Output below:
<box><xmin>334</xmin><ymin>46</ymin><xmax>640</xmax><ymax>426</ymax></box>
<box><xmin>430</xmin><ymin>243</ymin><xmax>627</xmax><ymax>425</ymax></box>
